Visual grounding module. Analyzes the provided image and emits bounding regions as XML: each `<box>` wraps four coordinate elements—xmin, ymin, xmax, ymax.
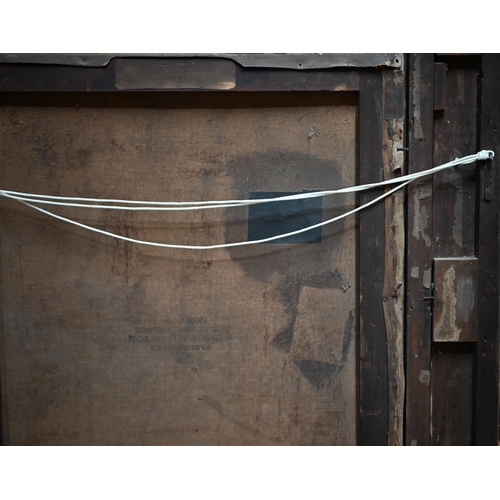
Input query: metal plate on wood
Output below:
<box><xmin>115</xmin><ymin>58</ymin><xmax>236</xmax><ymax>90</ymax></box>
<box><xmin>433</xmin><ymin>257</ymin><xmax>478</xmax><ymax>342</ymax></box>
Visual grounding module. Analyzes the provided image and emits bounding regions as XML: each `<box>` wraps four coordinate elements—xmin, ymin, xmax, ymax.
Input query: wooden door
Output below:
<box><xmin>406</xmin><ymin>54</ymin><xmax>500</xmax><ymax>445</ymax></box>
<box><xmin>0</xmin><ymin>54</ymin><xmax>405</xmax><ymax>445</ymax></box>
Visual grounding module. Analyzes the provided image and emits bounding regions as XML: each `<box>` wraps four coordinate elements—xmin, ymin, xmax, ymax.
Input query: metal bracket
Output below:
<box><xmin>422</xmin><ymin>282</ymin><xmax>435</xmax><ymax>301</ymax></box>
<box><xmin>484</xmin><ymin>155</ymin><xmax>494</xmax><ymax>201</ymax></box>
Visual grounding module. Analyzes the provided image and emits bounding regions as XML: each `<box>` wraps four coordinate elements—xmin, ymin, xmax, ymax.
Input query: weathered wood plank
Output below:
<box><xmin>433</xmin><ymin>63</ymin><xmax>447</xmax><ymax>112</ymax></box>
<box><xmin>0</xmin><ymin>53</ymin><xmax>402</xmax><ymax>70</ymax></box>
<box><xmin>474</xmin><ymin>53</ymin><xmax>500</xmax><ymax>445</ymax></box>
<box><xmin>235</xmin><ymin>68</ymin><xmax>359</xmax><ymax>92</ymax></box>
<box><xmin>0</xmin><ymin>223</ymin><xmax>4</xmax><ymax>445</ymax></box>
<box><xmin>0</xmin><ymin>61</ymin><xmax>360</xmax><ymax>93</ymax></box>
<box><xmin>115</xmin><ymin>58</ymin><xmax>236</xmax><ymax>90</ymax></box>
<box><xmin>381</xmin><ymin>62</ymin><xmax>405</xmax><ymax>446</ymax></box>
<box><xmin>0</xmin><ymin>91</ymin><xmax>358</xmax><ymax>109</ymax></box>
<box><xmin>0</xmin><ymin>64</ymin><xmax>116</xmax><ymax>92</ymax></box>
<box><xmin>432</xmin><ymin>59</ymin><xmax>479</xmax><ymax>258</ymax></box>
<box><xmin>359</xmin><ymin>71</ymin><xmax>388</xmax><ymax>445</ymax></box>
<box><xmin>431</xmin><ymin>343</ymin><xmax>474</xmax><ymax>445</ymax></box>
<box><xmin>430</xmin><ymin>56</ymin><xmax>482</xmax><ymax>445</ymax></box>
<box><xmin>433</xmin><ymin>258</ymin><xmax>478</xmax><ymax>342</ymax></box>
<box><xmin>405</xmin><ymin>53</ymin><xmax>435</xmax><ymax>446</ymax></box>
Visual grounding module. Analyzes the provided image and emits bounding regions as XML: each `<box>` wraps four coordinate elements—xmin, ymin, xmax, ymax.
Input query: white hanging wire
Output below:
<box><xmin>17</xmin><ymin>181</ymin><xmax>411</xmax><ymax>250</ymax></box>
<box><xmin>0</xmin><ymin>150</ymin><xmax>493</xmax><ymax>211</ymax></box>
<box><xmin>0</xmin><ymin>150</ymin><xmax>493</xmax><ymax>250</ymax></box>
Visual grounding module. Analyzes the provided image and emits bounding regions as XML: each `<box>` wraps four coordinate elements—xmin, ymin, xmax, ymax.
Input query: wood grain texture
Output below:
<box><xmin>407</xmin><ymin>54</ymin><xmax>499</xmax><ymax>445</ymax></box>
<box><xmin>405</xmin><ymin>54</ymin><xmax>434</xmax><ymax>446</ymax></box>
<box><xmin>432</xmin><ymin>60</ymin><xmax>479</xmax><ymax>258</ymax></box>
<box><xmin>359</xmin><ymin>72</ymin><xmax>388</xmax><ymax>445</ymax></box>
<box><xmin>430</xmin><ymin>57</ymin><xmax>481</xmax><ymax>445</ymax></box>
<box><xmin>381</xmin><ymin>63</ymin><xmax>405</xmax><ymax>446</ymax></box>
<box><xmin>234</xmin><ymin>68</ymin><xmax>359</xmax><ymax>92</ymax></box>
<box><xmin>0</xmin><ymin>61</ymin><xmax>360</xmax><ymax>93</ymax></box>
<box><xmin>433</xmin><ymin>258</ymin><xmax>478</xmax><ymax>342</ymax></box>
<box><xmin>115</xmin><ymin>59</ymin><xmax>236</xmax><ymax>90</ymax></box>
<box><xmin>0</xmin><ymin>209</ymin><xmax>4</xmax><ymax>445</ymax></box>
<box><xmin>475</xmin><ymin>53</ymin><xmax>500</xmax><ymax>445</ymax></box>
<box><xmin>0</xmin><ymin>53</ymin><xmax>401</xmax><ymax>69</ymax></box>
<box><xmin>433</xmin><ymin>63</ymin><xmax>447</xmax><ymax>112</ymax></box>
<box><xmin>0</xmin><ymin>97</ymin><xmax>358</xmax><ymax>445</ymax></box>
<box><xmin>431</xmin><ymin>343</ymin><xmax>474</xmax><ymax>445</ymax></box>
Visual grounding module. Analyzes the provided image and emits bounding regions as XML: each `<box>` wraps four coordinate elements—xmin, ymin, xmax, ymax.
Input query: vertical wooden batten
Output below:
<box><xmin>0</xmin><ymin>224</ymin><xmax>4</xmax><ymax>445</ymax></box>
<box><xmin>359</xmin><ymin>71</ymin><xmax>388</xmax><ymax>445</ymax></box>
<box><xmin>381</xmin><ymin>60</ymin><xmax>406</xmax><ymax>446</ymax></box>
<box><xmin>405</xmin><ymin>54</ymin><xmax>435</xmax><ymax>446</ymax></box>
<box><xmin>358</xmin><ymin>58</ymin><xmax>406</xmax><ymax>445</ymax></box>
<box><xmin>475</xmin><ymin>54</ymin><xmax>500</xmax><ymax>445</ymax></box>
<box><xmin>430</xmin><ymin>56</ymin><xmax>481</xmax><ymax>445</ymax></box>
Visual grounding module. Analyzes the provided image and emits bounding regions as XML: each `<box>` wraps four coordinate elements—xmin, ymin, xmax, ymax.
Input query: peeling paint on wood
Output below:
<box><xmin>412</xmin><ymin>188</ymin><xmax>432</xmax><ymax>247</ymax></box>
<box><xmin>433</xmin><ymin>258</ymin><xmax>478</xmax><ymax>342</ymax></box>
<box><xmin>418</xmin><ymin>370</ymin><xmax>430</xmax><ymax>386</ymax></box>
<box><xmin>405</xmin><ymin>54</ymin><xmax>435</xmax><ymax>446</ymax></box>
<box><xmin>411</xmin><ymin>57</ymin><xmax>425</xmax><ymax>141</ymax></box>
<box><xmin>418</xmin><ymin>183</ymin><xmax>432</xmax><ymax>200</ymax></box>
<box><xmin>381</xmin><ymin>65</ymin><xmax>405</xmax><ymax>446</ymax></box>
<box><xmin>434</xmin><ymin>266</ymin><xmax>461</xmax><ymax>341</ymax></box>
<box><xmin>423</xmin><ymin>268</ymin><xmax>433</xmax><ymax>289</ymax></box>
